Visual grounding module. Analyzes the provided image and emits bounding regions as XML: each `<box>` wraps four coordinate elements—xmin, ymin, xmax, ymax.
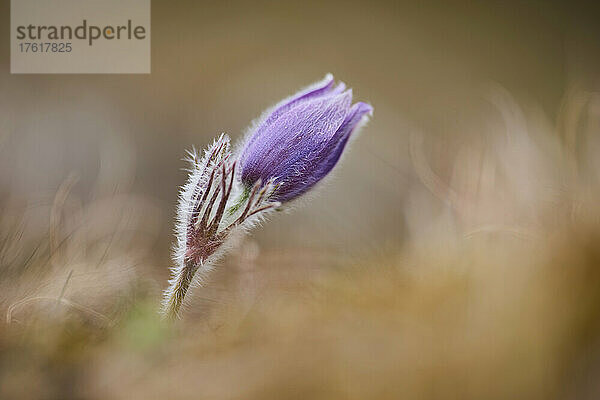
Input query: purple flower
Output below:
<box><xmin>239</xmin><ymin>74</ymin><xmax>373</xmax><ymax>202</ymax></box>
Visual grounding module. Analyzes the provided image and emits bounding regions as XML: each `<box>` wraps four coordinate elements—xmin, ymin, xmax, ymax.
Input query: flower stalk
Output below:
<box><xmin>161</xmin><ymin>134</ymin><xmax>279</xmax><ymax>319</ymax></box>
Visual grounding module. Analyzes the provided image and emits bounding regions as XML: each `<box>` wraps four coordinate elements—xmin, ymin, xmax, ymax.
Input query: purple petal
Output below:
<box><xmin>273</xmin><ymin>101</ymin><xmax>373</xmax><ymax>202</ymax></box>
<box><xmin>243</xmin><ymin>74</ymin><xmax>337</xmax><ymax>154</ymax></box>
<box><xmin>241</xmin><ymin>90</ymin><xmax>353</xmax><ymax>186</ymax></box>
<box><xmin>318</xmin><ymin>101</ymin><xmax>373</xmax><ymax>173</ymax></box>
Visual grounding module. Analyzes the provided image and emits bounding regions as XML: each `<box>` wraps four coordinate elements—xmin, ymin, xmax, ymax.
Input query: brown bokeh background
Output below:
<box><xmin>2</xmin><ymin>1</ymin><xmax>600</xmax><ymax>399</ymax></box>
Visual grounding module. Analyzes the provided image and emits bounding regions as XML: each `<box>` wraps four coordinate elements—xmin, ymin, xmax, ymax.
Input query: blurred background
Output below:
<box><xmin>1</xmin><ymin>0</ymin><xmax>600</xmax><ymax>399</ymax></box>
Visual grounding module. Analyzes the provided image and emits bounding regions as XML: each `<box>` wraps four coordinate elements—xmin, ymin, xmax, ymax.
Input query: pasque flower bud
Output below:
<box><xmin>240</xmin><ymin>74</ymin><xmax>373</xmax><ymax>202</ymax></box>
<box><xmin>162</xmin><ymin>75</ymin><xmax>373</xmax><ymax>319</ymax></box>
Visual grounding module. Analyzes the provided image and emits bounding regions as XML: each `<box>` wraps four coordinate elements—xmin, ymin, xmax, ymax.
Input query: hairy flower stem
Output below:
<box><xmin>161</xmin><ymin>135</ymin><xmax>280</xmax><ymax>320</ymax></box>
<box><xmin>162</xmin><ymin>261</ymin><xmax>196</xmax><ymax>320</ymax></box>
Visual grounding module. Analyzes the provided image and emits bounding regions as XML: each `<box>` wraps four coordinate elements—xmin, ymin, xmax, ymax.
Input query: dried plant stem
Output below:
<box><xmin>6</xmin><ymin>296</ymin><xmax>111</xmax><ymax>327</ymax></box>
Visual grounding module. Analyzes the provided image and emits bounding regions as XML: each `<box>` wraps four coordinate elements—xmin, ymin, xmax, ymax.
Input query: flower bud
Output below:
<box><xmin>240</xmin><ymin>74</ymin><xmax>373</xmax><ymax>202</ymax></box>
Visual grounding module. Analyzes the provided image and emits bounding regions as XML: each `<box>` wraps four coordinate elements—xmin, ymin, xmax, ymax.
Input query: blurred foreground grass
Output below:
<box><xmin>2</xmin><ymin>230</ymin><xmax>600</xmax><ymax>399</ymax></box>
